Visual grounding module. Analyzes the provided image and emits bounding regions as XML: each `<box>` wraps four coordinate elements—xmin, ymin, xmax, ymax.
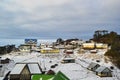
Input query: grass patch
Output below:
<box><xmin>32</xmin><ymin>74</ymin><xmax>54</xmax><ymax>80</ymax></box>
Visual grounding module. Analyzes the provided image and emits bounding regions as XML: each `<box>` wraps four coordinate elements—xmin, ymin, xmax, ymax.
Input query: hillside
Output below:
<box><xmin>92</xmin><ymin>30</ymin><xmax>120</xmax><ymax>68</ymax></box>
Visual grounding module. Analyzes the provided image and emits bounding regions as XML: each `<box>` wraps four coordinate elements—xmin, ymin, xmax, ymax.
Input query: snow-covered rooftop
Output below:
<box><xmin>95</xmin><ymin>66</ymin><xmax>111</xmax><ymax>72</ymax></box>
<box><xmin>28</xmin><ymin>63</ymin><xmax>42</xmax><ymax>74</ymax></box>
<box><xmin>10</xmin><ymin>64</ymin><xmax>26</xmax><ymax>74</ymax></box>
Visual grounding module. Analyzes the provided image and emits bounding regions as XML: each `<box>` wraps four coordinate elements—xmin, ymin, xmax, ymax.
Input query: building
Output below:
<box><xmin>90</xmin><ymin>49</ymin><xmax>98</xmax><ymax>53</ymax></box>
<box><xmin>40</xmin><ymin>43</ymin><xmax>47</xmax><ymax>49</ymax></box>
<box><xmin>95</xmin><ymin>66</ymin><xmax>112</xmax><ymax>77</ymax></box>
<box><xmin>40</xmin><ymin>48</ymin><xmax>59</xmax><ymax>53</ymax></box>
<box><xmin>87</xmin><ymin>62</ymin><xmax>100</xmax><ymax>72</ymax></box>
<box><xmin>65</xmin><ymin>50</ymin><xmax>74</xmax><ymax>54</ymax></box>
<box><xmin>18</xmin><ymin>44</ymin><xmax>31</xmax><ymax>52</ymax></box>
<box><xmin>82</xmin><ymin>43</ymin><xmax>95</xmax><ymax>49</ymax></box>
<box><xmin>9</xmin><ymin>64</ymin><xmax>31</xmax><ymax>80</ymax></box>
<box><xmin>82</xmin><ymin>43</ymin><xmax>108</xmax><ymax>49</ymax></box>
<box><xmin>18</xmin><ymin>39</ymin><xmax>37</xmax><ymax>52</ymax></box>
<box><xmin>27</xmin><ymin>63</ymin><xmax>42</xmax><ymax>75</ymax></box>
<box><xmin>61</xmin><ymin>58</ymin><xmax>75</xmax><ymax>63</ymax></box>
<box><xmin>96</xmin><ymin>43</ymin><xmax>108</xmax><ymax>49</ymax></box>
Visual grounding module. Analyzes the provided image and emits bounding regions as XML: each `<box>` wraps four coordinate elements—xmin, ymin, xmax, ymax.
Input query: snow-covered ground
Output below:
<box><xmin>0</xmin><ymin>49</ymin><xmax>120</xmax><ymax>80</ymax></box>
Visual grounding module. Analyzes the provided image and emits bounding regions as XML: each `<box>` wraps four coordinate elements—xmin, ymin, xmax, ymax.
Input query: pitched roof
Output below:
<box><xmin>10</xmin><ymin>64</ymin><xmax>26</xmax><ymax>74</ymax></box>
<box><xmin>28</xmin><ymin>63</ymin><xmax>42</xmax><ymax>74</ymax></box>
<box><xmin>95</xmin><ymin>66</ymin><xmax>112</xmax><ymax>72</ymax></box>
<box><xmin>87</xmin><ymin>62</ymin><xmax>100</xmax><ymax>69</ymax></box>
<box><xmin>53</xmin><ymin>71</ymin><xmax>70</xmax><ymax>80</ymax></box>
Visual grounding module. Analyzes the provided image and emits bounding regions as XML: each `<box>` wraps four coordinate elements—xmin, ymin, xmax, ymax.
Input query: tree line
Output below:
<box><xmin>93</xmin><ymin>30</ymin><xmax>120</xmax><ymax>68</ymax></box>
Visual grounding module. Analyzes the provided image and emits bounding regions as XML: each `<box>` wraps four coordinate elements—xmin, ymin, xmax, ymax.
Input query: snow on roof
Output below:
<box><xmin>42</xmin><ymin>48</ymin><xmax>53</xmax><ymax>50</ymax></box>
<box><xmin>63</xmin><ymin>58</ymin><xmax>75</xmax><ymax>60</ymax></box>
<box><xmin>10</xmin><ymin>64</ymin><xmax>26</xmax><ymax>74</ymax></box>
<box><xmin>87</xmin><ymin>62</ymin><xmax>100</xmax><ymax>69</ymax></box>
<box><xmin>28</xmin><ymin>64</ymin><xmax>42</xmax><ymax>74</ymax></box>
<box><xmin>95</xmin><ymin>66</ymin><xmax>111</xmax><ymax>73</ymax></box>
<box><xmin>55</xmin><ymin>63</ymin><xmax>88</xmax><ymax>80</ymax></box>
<box><xmin>66</xmin><ymin>50</ymin><xmax>73</xmax><ymax>52</ymax></box>
<box><xmin>83</xmin><ymin>43</ymin><xmax>95</xmax><ymax>45</ymax></box>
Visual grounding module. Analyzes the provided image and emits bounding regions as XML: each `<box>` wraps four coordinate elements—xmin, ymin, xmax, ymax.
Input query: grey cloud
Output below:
<box><xmin>0</xmin><ymin>0</ymin><xmax>120</xmax><ymax>39</ymax></box>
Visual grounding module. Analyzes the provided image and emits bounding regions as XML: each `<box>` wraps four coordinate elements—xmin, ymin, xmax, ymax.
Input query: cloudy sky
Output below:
<box><xmin>0</xmin><ymin>0</ymin><xmax>120</xmax><ymax>40</ymax></box>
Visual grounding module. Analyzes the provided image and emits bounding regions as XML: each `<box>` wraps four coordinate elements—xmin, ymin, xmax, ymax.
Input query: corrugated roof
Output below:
<box><xmin>28</xmin><ymin>64</ymin><xmax>42</xmax><ymax>74</ymax></box>
<box><xmin>95</xmin><ymin>66</ymin><xmax>111</xmax><ymax>72</ymax></box>
<box><xmin>10</xmin><ymin>64</ymin><xmax>26</xmax><ymax>74</ymax></box>
<box><xmin>87</xmin><ymin>62</ymin><xmax>99</xmax><ymax>69</ymax></box>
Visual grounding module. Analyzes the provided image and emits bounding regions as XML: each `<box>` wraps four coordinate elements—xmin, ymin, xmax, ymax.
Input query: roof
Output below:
<box><xmin>66</xmin><ymin>50</ymin><xmax>73</xmax><ymax>52</ymax></box>
<box><xmin>42</xmin><ymin>48</ymin><xmax>53</xmax><ymax>50</ymax></box>
<box><xmin>63</xmin><ymin>58</ymin><xmax>75</xmax><ymax>60</ymax></box>
<box><xmin>28</xmin><ymin>63</ymin><xmax>42</xmax><ymax>74</ymax></box>
<box><xmin>83</xmin><ymin>43</ymin><xmax>95</xmax><ymax>45</ymax></box>
<box><xmin>53</xmin><ymin>71</ymin><xmax>70</xmax><ymax>80</ymax></box>
<box><xmin>10</xmin><ymin>64</ymin><xmax>26</xmax><ymax>74</ymax></box>
<box><xmin>87</xmin><ymin>62</ymin><xmax>100</xmax><ymax>69</ymax></box>
<box><xmin>95</xmin><ymin>66</ymin><xmax>112</xmax><ymax>73</ymax></box>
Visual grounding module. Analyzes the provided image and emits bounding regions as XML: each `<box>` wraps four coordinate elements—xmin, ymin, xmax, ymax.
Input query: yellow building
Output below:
<box><xmin>82</xmin><ymin>43</ymin><xmax>95</xmax><ymax>49</ymax></box>
<box><xmin>40</xmin><ymin>48</ymin><xmax>59</xmax><ymax>53</ymax></box>
<box><xmin>82</xmin><ymin>43</ymin><xmax>108</xmax><ymax>49</ymax></box>
<box><xmin>96</xmin><ymin>43</ymin><xmax>108</xmax><ymax>49</ymax></box>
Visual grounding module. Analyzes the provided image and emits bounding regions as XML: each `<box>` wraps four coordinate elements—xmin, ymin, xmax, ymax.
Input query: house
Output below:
<box><xmin>90</xmin><ymin>49</ymin><xmax>98</xmax><ymax>53</ymax></box>
<box><xmin>53</xmin><ymin>71</ymin><xmax>70</xmax><ymax>80</ymax></box>
<box><xmin>40</xmin><ymin>43</ymin><xmax>46</xmax><ymax>49</ymax></box>
<box><xmin>65</xmin><ymin>50</ymin><xmax>74</xmax><ymax>54</ymax></box>
<box><xmin>18</xmin><ymin>44</ymin><xmax>31</xmax><ymax>52</ymax></box>
<box><xmin>18</xmin><ymin>39</ymin><xmax>37</xmax><ymax>52</ymax></box>
<box><xmin>61</xmin><ymin>58</ymin><xmax>75</xmax><ymax>63</ymax></box>
<box><xmin>82</xmin><ymin>43</ymin><xmax>95</xmax><ymax>49</ymax></box>
<box><xmin>9</xmin><ymin>63</ymin><xmax>31</xmax><ymax>80</ymax></box>
<box><xmin>87</xmin><ymin>62</ymin><xmax>100</xmax><ymax>72</ymax></box>
<box><xmin>96</xmin><ymin>43</ymin><xmax>108</xmax><ymax>49</ymax></box>
<box><xmin>40</xmin><ymin>48</ymin><xmax>59</xmax><ymax>53</ymax></box>
<box><xmin>27</xmin><ymin>63</ymin><xmax>42</xmax><ymax>75</ymax></box>
<box><xmin>95</xmin><ymin>66</ymin><xmax>112</xmax><ymax>77</ymax></box>
<box><xmin>61</xmin><ymin>54</ymin><xmax>76</xmax><ymax>63</ymax></box>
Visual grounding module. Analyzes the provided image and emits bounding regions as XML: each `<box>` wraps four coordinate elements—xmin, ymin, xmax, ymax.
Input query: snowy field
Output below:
<box><xmin>0</xmin><ymin>49</ymin><xmax>120</xmax><ymax>80</ymax></box>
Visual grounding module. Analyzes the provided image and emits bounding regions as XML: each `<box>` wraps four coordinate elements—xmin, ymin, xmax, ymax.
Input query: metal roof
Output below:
<box><xmin>10</xmin><ymin>64</ymin><xmax>26</xmax><ymax>74</ymax></box>
<box><xmin>87</xmin><ymin>62</ymin><xmax>100</xmax><ymax>69</ymax></box>
<box><xmin>95</xmin><ymin>66</ymin><xmax>111</xmax><ymax>72</ymax></box>
<box><xmin>28</xmin><ymin>63</ymin><xmax>42</xmax><ymax>74</ymax></box>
